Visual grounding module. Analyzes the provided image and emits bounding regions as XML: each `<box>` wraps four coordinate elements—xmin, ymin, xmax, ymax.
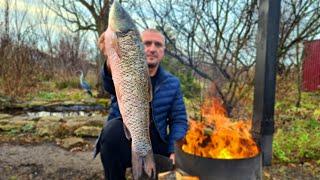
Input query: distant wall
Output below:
<box><xmin>302</xmin><ymin>40</ymin><xmax>320</xmax><ymax>92</ymax></box>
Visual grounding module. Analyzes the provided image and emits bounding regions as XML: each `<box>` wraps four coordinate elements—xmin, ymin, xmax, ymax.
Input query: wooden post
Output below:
<box><xmin>252</xmin><ymin>0</ymin><xmax>281</xmax><ymax>166</ymax></box>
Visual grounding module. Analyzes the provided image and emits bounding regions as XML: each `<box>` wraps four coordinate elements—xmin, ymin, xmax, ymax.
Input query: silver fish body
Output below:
<box><xmin>107</xmin><ymin>1</ymin><xmax>155</xmax><ymax>179</ymax></box>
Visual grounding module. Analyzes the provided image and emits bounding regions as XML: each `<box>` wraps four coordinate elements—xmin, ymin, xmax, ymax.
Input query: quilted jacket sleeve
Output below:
<box><xmin>167</xmin><ymin>80</ymin><xmax>188</xmax><ymax>153</ymax></box>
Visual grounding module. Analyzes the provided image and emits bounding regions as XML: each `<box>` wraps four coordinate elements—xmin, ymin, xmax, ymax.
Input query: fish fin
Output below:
<box><xmin>113</xmin><ymin>36</ymin><xmax>121</xmax><ymax>58</ymax></box>
<box><xmin>132</xmin><ymin>150</ymin><xmax>156</xmax><ymax>180</ymax></box>
<box><xmin>104</xmin><ymin>27</ymin><xmax>121</xmax><ymax>62</ymax></box>
<box><xmin>123</xmin><ymin>124</ymin><xmax>131</xmax><ymax>140</ymax></box>
<box><xmin>132</xmin><ymin>151</ymin><xmax>143</xmax><ymax>180</ymax></box>
<box><xmin>148</xmin><ymin>78</ymin><xmax>153</xmax><ymax>102</ymax></box>
<box><xmin>146</xmin><ymin>70</ymin><xmax>153</xmax><ymax>102</ymax></box>
<box><xmin>143</xmin><ymin>150</ymin><xmax>156</xmax><ymax>179</ymax></box>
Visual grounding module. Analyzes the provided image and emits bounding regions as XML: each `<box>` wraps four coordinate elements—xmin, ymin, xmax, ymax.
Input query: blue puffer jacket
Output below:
<box><xmin>102</xmin><ymin>65</ymin><xmax>188</xmax><ymax>153</ymax></box>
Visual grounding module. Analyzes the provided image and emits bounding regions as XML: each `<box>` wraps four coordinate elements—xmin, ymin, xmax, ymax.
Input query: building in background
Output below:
<box><xmin>302</xmin><ymin>39</ymin><xmax>320</xmax><ymax>92</ymax></box>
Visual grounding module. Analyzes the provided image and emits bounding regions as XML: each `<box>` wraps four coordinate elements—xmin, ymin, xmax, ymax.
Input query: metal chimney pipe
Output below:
<box><xmin>252</xmin><ymin>0</ymin><xmax>281</xmax><ymax>166</ymax></box>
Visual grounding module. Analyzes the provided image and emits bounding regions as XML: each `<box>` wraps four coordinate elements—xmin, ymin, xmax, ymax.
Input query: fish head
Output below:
<box><xmin>109</xmin><ymin>1</ymin><xmax>136</xmax><ymax>33</ymax></box>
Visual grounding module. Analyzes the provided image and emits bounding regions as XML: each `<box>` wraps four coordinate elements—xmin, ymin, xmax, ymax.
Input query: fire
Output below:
<box><xmin>182</xmin><ymin>98</ymin><xmax>259</xmax><ymax>159</ymax></box>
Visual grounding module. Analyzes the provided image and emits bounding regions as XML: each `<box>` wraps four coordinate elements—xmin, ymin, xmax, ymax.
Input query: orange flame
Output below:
<box><xmin>182</xmin><ymin>98</ymin><xmax>259</xmax><ymax>159</ymax></box>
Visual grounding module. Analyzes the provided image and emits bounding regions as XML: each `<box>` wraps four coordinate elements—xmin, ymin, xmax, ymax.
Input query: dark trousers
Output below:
<box><xmin>99</xmin><ymin>118</ymin><xmax>169</xmax><ymax>180</ymax></box>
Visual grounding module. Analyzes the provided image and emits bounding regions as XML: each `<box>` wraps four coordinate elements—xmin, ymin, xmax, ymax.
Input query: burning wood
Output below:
<box><xmin>182</xmin><ymin>98</ymin><xmax>259</xmax><ymax>159</ymax></box>
<box><xmin>158</xmin><ymin>170</ymin><xmax>199</xmax><ymax>180</ymax></box>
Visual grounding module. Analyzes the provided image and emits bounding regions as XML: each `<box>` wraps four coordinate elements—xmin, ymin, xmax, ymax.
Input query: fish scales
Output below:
<box><xmin>107</xmin><ymin>1</ymin><xmax>156</xmax><ymax>178</ymax></box>
<box><xmin>110</xmin><ymin>30</ymin><xmax>152</xmax><ymax>156</ymax></box>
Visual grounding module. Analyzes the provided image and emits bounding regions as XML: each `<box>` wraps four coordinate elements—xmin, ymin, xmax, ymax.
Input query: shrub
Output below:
<box><xmin>55</xmin><ymin>78</ymin><xmax>79</xmax><ymax>90</ymax></box>
<box><xmin>0</xmin><ymin>40</ymin><xmax>44</xmax><ymax>98</ymax></box>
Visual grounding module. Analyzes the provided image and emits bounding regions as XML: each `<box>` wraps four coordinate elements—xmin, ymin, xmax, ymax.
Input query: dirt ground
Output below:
<box><xmin>1</xmin><ymin>141</ymin><xmax>319</xmax><ymax>180</ymax></box>
<box><xmin>0</xmin><ymin>142</ymin><xmax>104</xmax><ymax>180</ymax></box>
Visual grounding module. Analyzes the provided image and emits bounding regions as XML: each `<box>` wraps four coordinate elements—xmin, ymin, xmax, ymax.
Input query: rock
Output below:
<box><xmin>63</xmin><ymin>118</ymin><xmax>87</xmax><ymax>135</ymax></box>
<box><xmin>62</xmin><ymin>117</ymin><xmax>104</xmax><ymax>135</ymax></box>
<box><xmin>0</xmin><ymin>124</ymin><xmax>22</xmax><ymax>132</ymax></box>
<box><xmin>60</xmin><ymin>137</ymin><xmax>86</xmax><ymax>150</ymax></box>
<box><xmin>81</xmin><ymin>98</ymin><xmax>96</xmax><ymax>104</ymax></box>
<box><xmin>0</xmin><ymin>119</ymin><xmax>10</xmax><ymax>125</ymax></box>
<box><xmin>36</xmin><ymin>117</ymin><xmax>66</xmax><ymax>137</ymax></box>
<box><xmin>0</xmin><ymin>114</ymin><xmax>13</xmax><ymax>120</ymax></box>
<box><xmin>27</xmin><ymin>100</ymin><xmax>50</xmax><ymax>107</ymax></box>
<box><xmin>0</xmin><ymin>119</ymin><xmax>34</xmax><ymax>132</ymax></box>
<box><xmin>9</xmin><ymin>116</ymin><xmax>30</xmax><ymax>122</ymax></box>
<box><xmin>84</xmin><ymin>117</ymin><xmax>105</xmax><ymax>127</ymax></box>
<box><xmin>74</xmin><ymin>126</ymin><xmax>101</xmax><ymax>137</ymax></box>
<box><xmin>62</xmin><ymin>101</ymin><xmax>84</xmax><ymax>105</ymax></box>
<box><xmin>38</xmin><ymin>116</ymin><xmax>64</xmax><ymax>122</ymax></box>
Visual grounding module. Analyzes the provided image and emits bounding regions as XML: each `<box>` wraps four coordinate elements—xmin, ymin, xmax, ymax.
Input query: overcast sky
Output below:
<box><xmin>0</xmin><ymin>0</ymin><xmax>98</xmax><ymax>57</ymax></box>
<box><xmin>0</xmin><ymin>0</ymin><xmax>71</xmax><ymax>34</ymax></box>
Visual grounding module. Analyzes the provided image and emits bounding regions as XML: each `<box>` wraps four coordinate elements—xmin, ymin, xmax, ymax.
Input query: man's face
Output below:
<box><xmin>141</xmin><ymin>31</ymin><xmax>165</xmax><ymax>68</ymax></box>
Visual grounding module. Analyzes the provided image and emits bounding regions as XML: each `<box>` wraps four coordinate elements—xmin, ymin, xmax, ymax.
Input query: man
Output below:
<box><xmin>95</xmin><ymin>28</ymin><xmax>188</xmax><ymax>179</ymax></box>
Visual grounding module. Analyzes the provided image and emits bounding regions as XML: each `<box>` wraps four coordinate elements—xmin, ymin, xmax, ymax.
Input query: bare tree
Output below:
<box><xmin>0</xmin><ymin>0</ymin><xmax>11</xmax><ymax>78</ymax></box>
<box><xmin>0</xmin><ymin>0</ymin><xmax>43</xmax><ymax>98</ymax></box>
<box><xmin>274</xmin><ymin>0</ymin><xmax>320</xmax><ymax>108</ymax></box>
<box><xmin>8</xmin><ymin>0</ymin><xmax>38</xmax><ymax>44</ymax></box>
<box><xmin>38</xmin><ymin>7</ymin><xmax>57</xmax><ymax>55</ymax></box>
<box><xmin>36</xmin><ymin>6</ymin><xmax>61</xmax><ymax>76</ymax></box>
<box><xmin>44</xmin><ymin>0</ymin><xmax>118</xmax><ymax>95</ymax></box>
<box><xmin>4</xmin><ymin>0</ymin><xmax>9</xmax><ymax>39</ymax></box>
<box><xmin>132</xmin><ymin>0</ymin><xmax>258</xmax><ymax>114</ymax></box>
<box><xmin>44</xmin><ymin>0</ymin><xmax>116</xmax><ymax>35</ymax></box>
<box><xmin>53</xmin><ymin>32</ymin><xmax>90</xmax><ymax>77</ymax></box>
<box><xmin>131</xmin><ymin>0</ymin><xmax>320</xmax><ymax>115</ymax></box>
<box><xmin>277</xmin><ymin>0</ymin><xmax>320</xmax><ymax>74</ymax></box>
<box><xmin>1</xmin><ymin>0</ymin><xmax>11</xmax><ymax>47</ymax></box>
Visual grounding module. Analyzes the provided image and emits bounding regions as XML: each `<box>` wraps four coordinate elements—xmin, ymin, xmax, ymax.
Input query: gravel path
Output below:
<box><xmin>0</xmin><ymin>143</ymin><xmax>104</xmax><ymax>180</ymax></box>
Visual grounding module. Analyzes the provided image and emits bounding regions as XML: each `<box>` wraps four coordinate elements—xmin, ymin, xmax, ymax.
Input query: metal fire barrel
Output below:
<box><xmin>175</xmin><ymin>141</ymin><xmax>262</xmax><ymax>180</ymax></box>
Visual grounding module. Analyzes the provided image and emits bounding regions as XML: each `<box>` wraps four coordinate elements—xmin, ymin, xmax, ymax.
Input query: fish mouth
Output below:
<box><xmin>108</xmin><ymin>1</ymin><xmax>136</xmax><ymax>33</ymax></box>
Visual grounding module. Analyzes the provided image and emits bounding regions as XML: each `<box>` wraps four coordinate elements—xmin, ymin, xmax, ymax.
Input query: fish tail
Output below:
<box><xmin>132</xmin><ymin>150</ymin><xmax>156</xmax><ymax>180</ymax></box>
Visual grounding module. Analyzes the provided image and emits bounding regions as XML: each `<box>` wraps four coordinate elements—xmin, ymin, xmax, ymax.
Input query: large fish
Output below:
<box><xmin>106</xmin><ymin>1</ymin><xmax>155</xmax><ymax>179</ymax></box>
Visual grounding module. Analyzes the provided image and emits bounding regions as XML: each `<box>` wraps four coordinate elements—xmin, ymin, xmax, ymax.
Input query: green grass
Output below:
<box><xmin>35</xmin><ymin>91</ymin><xmax>68</xmax><ymax>100</ymax></box>
<box><xmin>273</xmin><ymin>91</ymin><xmax>320</xmax><ymax>163</ymax></box>
<box><xmin>28</xmin><ymin>89</ymin><xmax>88</xmax><ymax>102</ymax></box>
<box><xmin>273</xmin><ymin>118</ymin><xmax>320</xmax><ymax>162</ymax></box>
<box><xmin>21</xmin><ymin>123</ymin><xmax>35</xmax><ymax>133</ymax></box>
<box><xmin>26</xmin><ymin>75</ymin><xmax>96</xmax><ymax>101</ymax></box>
